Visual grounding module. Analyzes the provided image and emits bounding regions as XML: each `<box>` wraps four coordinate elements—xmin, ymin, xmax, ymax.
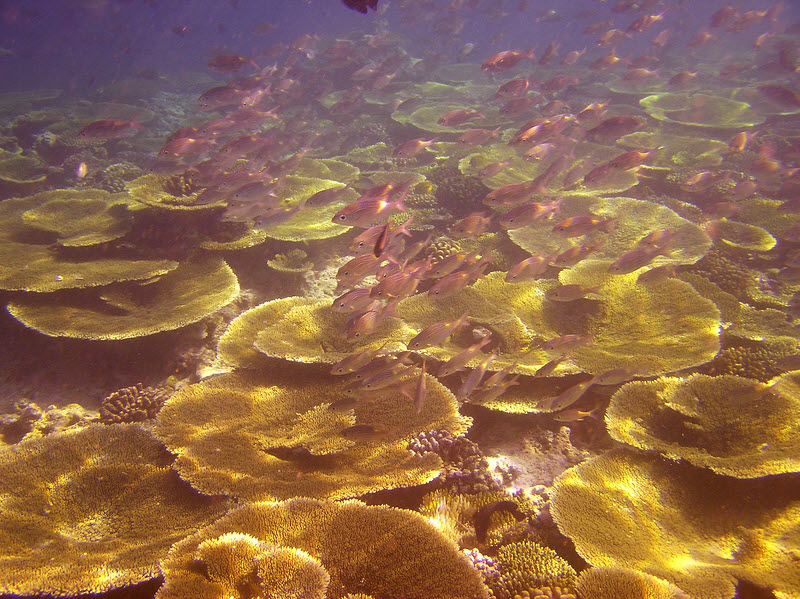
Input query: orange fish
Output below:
<box><xmin>481</xmin><ymin>48</ymin><xmax>536</xmax><ymax>72</ymax></box>
<box><xmin>407</xmin><ymin>311</ymin><xmax>470</xmax><ymax>350</ymax></box>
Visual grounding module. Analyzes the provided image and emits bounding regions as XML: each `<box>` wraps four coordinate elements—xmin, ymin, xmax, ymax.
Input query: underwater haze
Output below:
<box><xmin>0</xmin><ymin>1</ymin><xmax>800</xmax><ymax>598</ymax></box>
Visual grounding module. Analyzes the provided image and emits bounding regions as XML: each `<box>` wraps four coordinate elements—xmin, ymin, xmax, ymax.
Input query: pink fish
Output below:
<box><xmin>407</xmin><ymin>311</ymin><xmax>470</xmax><ymax>351</ymax></box>
<box><xmin>451</xmin><ymin>213</ymin><xmax>492</xmax><ymax>238</ymax></box>
<box><xmin>545</xmin><ymin>284</ymin><xmax>603</xmax><ymax>302</ymax></box>
<box><xmin>457</xmin><ymin>353</ymin><xmax>498</xmax><ymax>399</ymax></box>
<box><xmin>499</xmin><ymin>199</ymin><xmax>562</xmax><ymax>230</ymax></box>
<box><xmin>552</xmin><ymin>214</ymin><xmax>616</xmax><ymax>237</ymax></box>
<box><xmin>330</xmin><ymin>342</ymin><xmax>389</xmax><ymax>375</ymax></box>
<box><xmin>536</xmin><ymin>379</ymin><xmax>594</xmax><ymax>412</ymax></box>
<box><xmin>542</xmin><ymin>334</ymin><xmax>593</xmax><ymax>352</ymax></box>
<box><xmin>333</xmin><ymin>195</ymin><xmax>408</xmax><ymax>227</ymax></box>
<box><xmin>478</xmin><ymin>159</ymin><xmax>513</xmax><ymax>178</ymax></box>
<box><xmin>505</xmin><ymin>255</ymin><xmax>551</xmax><ymax>282</ymax></box>
<box><xmin>428</xmin><ymin>260</ymin><xmax>489</xmax><ymax>298</ymax></box>
<box><xmin>332</xmin><ymin>287</ymin><xmax>375</xmax><ymax>313</ymax></box>
<box><xmin>438</xmin><ymin>335</ymin><xmax>493</xmax><ymax>377</ymax></box>
<box><xmin>337</xmin><ymin>253</ymin><xmax>384</xmax><ymax>287</ymax></box>
<box><xmin>341</xmin><ymin>302</ymin><xmax>397</xmax><ymax>340</ymax></box>
<box><xmin>393</xmin><ymin>138</ymin><xmax>437</xmax><ymax>158</ymax></box>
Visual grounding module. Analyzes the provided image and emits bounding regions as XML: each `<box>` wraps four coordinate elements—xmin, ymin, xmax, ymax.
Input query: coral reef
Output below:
<box><xmin>153</xmin><ymin>366</ymin><xmax>470</xmax><ymax>500</ymax></box>
<box><xmin>576</xmin><ymin>567</ymin><xmax>689</xmax><ymax>599</ymax></box>
<box><xmin>550</xmin><ymin>450</ymin><xmax>800</xmax><ymax>599</ymax></box>
<box><xmin>7</xmin><ymin>256</ymin><xmax>239</xmax><ymax>339</ymax></box>
<box><xmin>409</xmin><ymin>430</ymin><xmax>501</xmax><ymax>493</ymax></box>
<box><xmin>156</xmin><ymin>499</ymin><xmax>489</xmax><ymax>599</ymax></box>
<box><xmin>487</xmin><ymin>540</ymin><xmax>578</xmax><ymax>599</ymax></box>
<box><xmin>0</xmin><ymin>423</ymin><xmax>229</xmax><ymax>596</ymax></box>
<box><xmin>639</xmin><ymin>93</ymin><xmax>764</xmax><ymax>128</ymax></box>
<box><xmin>606</xmin><ymin>372</ymin><xmax>800</xmax><ymax>477</ymax></box>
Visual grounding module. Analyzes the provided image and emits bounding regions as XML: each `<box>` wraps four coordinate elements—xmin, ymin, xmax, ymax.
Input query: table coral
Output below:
<box><xmin>157</xmin><ymin>498</ymin><xmax>489</xmax><ymax>599</ymax></box>
<box><xmin>550</xmin><ymin>450</ymin><xmax>800</xmax><ymax>599</ymax></box>
<box><xmin>7</xmin><ymin>256</ymin><xmax>239</xmax><ymax>339</ymax></box>
<box><xmin>640</xmin><ymin>93</ymin><xmax>764</xmax><ymax>128</ymax></box>
<box><xmin>606</xmin><ymin>372</ymin><xmax>800</xmax><ymax>477</ymax></box>
<box><xmin>0</xmin><ymin>423</ymin><xmax>229</xmax><ymax>596</ymax></box>
<box><xmin>153</xmin><ymin>366</ymin><xmax>470</xmax><ymax>501</ymax></box>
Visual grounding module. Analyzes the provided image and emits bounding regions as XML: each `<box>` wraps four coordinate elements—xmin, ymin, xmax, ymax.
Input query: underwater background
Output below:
<box><xmin>0</xmin><ymin>0</ymin><xmax>799</xmax><ymax>598</ymax></box>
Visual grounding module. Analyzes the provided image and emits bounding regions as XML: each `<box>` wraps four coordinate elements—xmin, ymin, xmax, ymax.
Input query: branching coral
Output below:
<box><xmin>409</xmin><ymin>430</ymin><xmax>501</xmax><ymax>493</ymax></box>
<box><xmin>156</xmin><ymin>499</ymin><xmax>489</xmax><ymax>599</ymax></box>
<box><xmin>99</xmin><ymin>383</ymin><xmax>171</xmax><ymax>424</ymax></box>
<box><xmin>0</xmin><ymin>423</ymin><xmax>229</xmax><ymax>596</ymax></box>
<box><xmin>550</xmin><ymin>450</ymin><xmax>800</xmax><ymax>599</ymax></box>
<box><xmin>487</xmin><ymin>540</ymin><xmax>577</xmax><ymax>599</ymax></box>
<box><xmin>153</xmin><ymin>366</ymin><xmax>470</xmax><ymax>501</ymax></box>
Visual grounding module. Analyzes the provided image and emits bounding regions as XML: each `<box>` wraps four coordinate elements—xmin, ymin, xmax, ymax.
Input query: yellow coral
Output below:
<box><xmin>7</xmin><ymin>256</ymin><xmax>239</xmax><ymax>339</ymax></box>
<box><xmin>640</xmin><ymin>93</ymin><xmax>764</xmax><ymax>128</ymax></box>
<box><xmin>488</xmin><ymin>540</ymin><xmax>577</xmax><ymax>599</ymax></box>
<box><xmin>153</xmin><ymin>366</ymin><xmax>470</xmax><ymax>500</ymax></box>
<box><xmin>157</xmin><ymin>499</ymin><xmax>489</xmax><ymax>599</ymax></box>
<box><xmin>0</xmin><ymin>423</ymin><xmax>229</xmax><ymax>596</ymax></box>
<box><xmin>550</xmin><ymin>450</ymin><xmax>800</xmax><ymax>599</ymax></box>
<box><xmin>606</xmin><ymin>373</ymin><xmax>800</xmax><ymax>477</ymax></box>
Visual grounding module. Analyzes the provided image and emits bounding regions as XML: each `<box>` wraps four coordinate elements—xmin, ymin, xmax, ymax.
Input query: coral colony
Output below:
<box><xmin>0</xmin><ymin>1</ymin><xmax>799</xmax><ymax>598</ymax></box>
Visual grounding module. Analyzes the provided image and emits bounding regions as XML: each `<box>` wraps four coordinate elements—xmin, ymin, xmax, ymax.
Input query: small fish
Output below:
<box><xmin>473</xmin><ymin>500</ymin><xmax>526</xmax><ymax>544</ymax></box>
<box><xmin>451</xmin><ymin>213</ymin><xmax>492</xmax><ymax>238</ymax></box>
<box><xmin>728</xmin><ymin>131</ymin><xmax>758</xmax><ymax>153</ymax></box>
<box><xmin>438</xmin><ymin>336</ymin><xmax>493</xmax><ymax>377</ymax></box>
<box><xmin>400</xmin><ymin>362</ymin><xmax>427</xmax><ymax>412</ymax></box>
<box><xmin>340</xmin><ymin>423</ymin><xmax>387</xmax><ymax>441</ymax></box>
<box><xmin>330</xmin><ymin>343</ymin><xmax>388</xmax><ymax>375</ymax></box>
<box><xmin>337</xmin><ymin>253</ymin><xmax>383</xmax><ymax>286</ymax></box>
<box><xmin>591</xmin><ymin>368</ymin><xmax>643</xmax><ymax>386</ymax></box>
<box><xmin>478</xmin><ymin>159</ymin><xmax>514</xmax><ymax>179</ymax></box>
<box><xmin>534</xmin><ymin>355</ymin><xmax>569</xmax><ymax>377</ymax></box>
<box><xmin>546</xmin><ymin>284</ymin><xmax>603</xmax><ymax>302</ymax></box>
<box><xmin>437</xmin><ymin>109</ymin><xmax>485</xmax><ymax>127</ymax></box>
<box><xmin>458</xmin><ymin>353</ymin><xmax>498</xmax><ymax>399</ymax></box>
<box><xmin>542</xmin><ymin>334</ymin><xmax>593</xmax><ymax>352</ymax></box>
<box><xmin>608</xmin><ymin>246</ymin><xmax>667</xmax><ymax>275</ymax></box>
<box><xmin>636</xmin><ymin>264</ymin><xmax>676</xmax><ymax>285</ymax></box>
<box><xmin>305</xmin><ymin>186</ymin><xmax>349</xmax><ymax>207</ymax></box>
<box><xmin>585</xmin><ymin>116</ymin><xmax>643</xmax><ymax>140</ymax></box>
<box><xmin>484</xmin><ymin>180</ymin><xmax>539</xmax><ymax>207</ymax></box>
<box><xmin>499</xmin><ymin>200</ymin><xmax>562</xmax><ymax>230</ymax></box>
<box><xmin>206</xmin><ymin>53</ymin><xmax>259</xmax><ymax>72</ymax></box>
<box><xmin>495</xmin><ymin>77</ymin><xmax>529</xmax><ymax>99</ymax></box>
<box><xmin>551</xmin><ymin>406</ymin><xmax>602</xmax><ymax>422</ymax></box>
<box><xmin>341</xmin><ymin>0</ymin><xmax>379</xmax><ymax>13</ymax></box>
<box><xmin>75</xmin><ymin>162</ymin><xmax>88</xmax><ymax>180</ymax></box>
<box><xmin>393</xmin><ymin>138</ymin><xmax>437</xmax><ymax>158</ymax></box>
<box><xmin>333</xmin><ymin>193</ymin><xmax>408</xmax><ymax>228</ymax></box>
<box><xmin>341</xmin><ymin>302</ymin><xmax>397</xmax><ymax>340</ymax></box>
<box><xmin>481</xmin><ymin>49</ymin><xmax>536</xmax><ymax>72</ymax></box>
<box><xmin>407</xmin><ymin>311</ymin><xmax>470</xmax><ymax>351</ymax></box>
<box><xmin>608</xmin><ymin>148</ymin><xmax>660</xmax><ymax>170</ymax></box>
<box><xmin>551</xmin><ymin>241</ymin><xmax>603</xmax><ymax>268</ymax></box>
<box><xmin>373</xmin><ymin>224</ymin><xmax>390</xmax><ymax>258</ymax></box>
<box><xmin>332</xmin><ymin>287</ymin><xmax>375</xmax><ymax>313</ymax></box>
<box><xmin>667</xmin><ymin>71</ymin><xmax>698</xmax><ymax>89</ymax></box>
<box><xmin>505</xmin><ymin>255</ymin><xmax>551</xmax><ymax>282</ymax></box>
<box><xmin>458</xmin><ymin>127</ymin><xmax>500</xmax><ymax>146</ymax></box>
<box><xmin>552</xmin><ymin>215</ymin><xmax>616</xmax><ymax>237</ymax></box>
<box><xmin>536</xmin><ymin>379</ymin><xmax>594</xmax><ymax>411</ymax></box>
<box><xmin>428</xmin><ymin>262</ymin><xmax>489</xmax><ymax>298</ymax></box>
<box><xmin>78</xmin><ymin>117</ymin><xmax>144</xmax><ymax>139</ymax></box>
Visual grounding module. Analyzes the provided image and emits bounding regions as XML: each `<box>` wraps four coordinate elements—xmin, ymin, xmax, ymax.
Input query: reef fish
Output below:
<box><xmin>407</xmin><ymin>311</ymin><xmax>470</xmax><ymax>350</ymax></box>
<box><xmin>78</xmin><ymin>117</ymin><xmax>143</xmax><ymax>139</ymax></box>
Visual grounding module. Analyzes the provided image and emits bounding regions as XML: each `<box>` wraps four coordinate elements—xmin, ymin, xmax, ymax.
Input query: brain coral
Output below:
<box><xmin>152</xmin><ymin>365</ymin><xmax>470</xmax><ymax>501</ymax></box>
<box><xmin>157</xmin><ymin>498</ymin><xmax>490</xmax><ymax>599</ymax></box>
<box><xmin>550</xmin><ymin>450</ymin><xmax>800</xmax><ymax>599</ymax></box>
<box><xmin>606</xmin><ymin>372</ymin><xmax>800</xmax><ymax>478</ymax></box>
<box><xmin>0</xmin><ymin>423</ymin><xmax>229</xmax><ymax>596</ymax></box>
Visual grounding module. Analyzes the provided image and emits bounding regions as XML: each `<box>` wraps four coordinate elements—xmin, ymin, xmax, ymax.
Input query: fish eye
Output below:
<box><xmin>339</xmin><ymin>215</ymin><xmax>347</xmax><ymax>221</ymax></box>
